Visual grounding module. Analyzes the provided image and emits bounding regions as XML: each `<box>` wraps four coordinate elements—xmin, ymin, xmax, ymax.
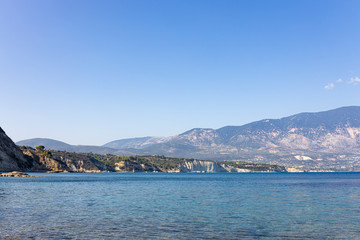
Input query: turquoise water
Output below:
<box><xmin>1</xmin><ymin>173</ymin><xmax>360</xmax><ymax>239</ymax></box>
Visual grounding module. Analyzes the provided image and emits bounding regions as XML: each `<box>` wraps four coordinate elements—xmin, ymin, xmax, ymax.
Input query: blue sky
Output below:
<box><xmin>1</xmin><ymin>0</ymin><xmax>360</xmax><ymax>145</ymax></box>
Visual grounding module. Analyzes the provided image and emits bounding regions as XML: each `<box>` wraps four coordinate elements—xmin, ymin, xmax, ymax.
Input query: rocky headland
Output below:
<box><xmin>1</xmin><ymin>131</ymin><xmax>293</xmax><ymax>173</ymax></box>
<box><xmin>0</xmin><ymin>171</ymin><xmax>36</xmax><ymax>177</ymax></box>
<box><xmin>0</xmin><ymin>127</ymin><xmax>42</xmax><ymax>172</ymax></box>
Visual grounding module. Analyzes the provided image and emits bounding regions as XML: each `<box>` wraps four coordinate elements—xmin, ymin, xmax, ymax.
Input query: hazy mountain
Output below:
<box><xmin>17</xmin><ymin>138</ymin><xmax>72</xmax><ymax>151</ymax></box>
<box><xmin>16</xmin><ymin>138</ymin><xmax>133</xmax><ymax>156</ymax></box>
<box><xmin>105</xmin><ymin>106</ymin><xmax>360</xmax><ymax>154</ymax></box>
<box><xmin>17</xmin><ymin>106</ymin><xmax>360</xmax><ymax>171</ymax></box>
<box><xmin>213</xmin><ymin>106</ymin><xmax>360</xmax><ymax>152</ymax></box>
<box><xmin>104</xmin><ymin>106</ymin><xmax>360</xmax><ymax>171</ymax></box>
<box><xmin>103</xmin><ymin>136</ymin><xmax>171</xmax><ymax>149</ymax></box>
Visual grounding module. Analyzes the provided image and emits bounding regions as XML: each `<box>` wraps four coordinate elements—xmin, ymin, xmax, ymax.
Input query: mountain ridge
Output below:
<box><xmin>16</xmin><ymin>106</ymin><xmax>360</xmax><ymax>171</ymax></box>
<box><xmin>17</xmin><ymin>138</ymin><xmax>133</xmax><ymax>156</ymax></box>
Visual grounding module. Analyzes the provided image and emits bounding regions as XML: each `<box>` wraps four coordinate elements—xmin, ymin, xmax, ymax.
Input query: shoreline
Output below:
<box><xmin>2</xmin><ymin>170</ymin><xmax>354</xmax><ymax>175</ymax></box>
<box><xmin>0</xmin><ymin>171</ymin><xmax>37</xmax><ymax>177</ymax></box>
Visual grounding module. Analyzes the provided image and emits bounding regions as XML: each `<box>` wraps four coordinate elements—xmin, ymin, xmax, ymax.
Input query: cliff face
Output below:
<box><xmin>113</xmin><ymin>159</ymin><xmax>244</xmax><ymax>173</ymax></box>
<box><xmin>0</xmin><ymin>126</ymin><xmax>115</xmax><ymax>172</ymax></box>
<box><xmin>179</xmin><ymin>160</ymin><xmax>288</xmax><ymax>173</ymax></box>
<box><xmin>180</xmin><ymin>160</ymin><xmax>228</xmax><ymax>173</ymax></box>
<box><xmin>22</xmin><ymin>149</ymin><xmax>114</xmax><ymax>172</ymax></box>
<box><xmin>0</xmin><ymin>127</ymin><xmax>39</xmax><ymax>172</ymax></box>
<box><xmin>114</xmin><ymin>160</ymin><xmax>163</xmax><ymax>172</ymax></box>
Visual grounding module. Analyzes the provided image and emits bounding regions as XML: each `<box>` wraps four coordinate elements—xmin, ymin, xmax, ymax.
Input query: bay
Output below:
<box><xmin>1</xmin><ymin>173</ymin><xmax>360</xmax><ymax>239</ymax></box>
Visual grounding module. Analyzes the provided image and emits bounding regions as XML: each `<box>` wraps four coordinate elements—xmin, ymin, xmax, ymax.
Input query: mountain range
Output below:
<box><xmin>17</xmin><ymin>106</ymin><xmax>360</xmax><ymax>171</ymax></box>
<box><xmin>1</xmin><ymin>127</ymin><xmax>288</xmax><ymax>173</ymax></box>
<box><xmin>16</xmin><ymin>138</ymin><xmax>134</xmax><ymax>155</ymax></box>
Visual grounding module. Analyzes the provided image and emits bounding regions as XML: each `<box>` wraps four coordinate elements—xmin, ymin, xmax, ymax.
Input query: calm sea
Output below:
<box><xmin>1</xmin><ymin>173</ymin><xmax>360</xmax><ymax>239</ymax></box>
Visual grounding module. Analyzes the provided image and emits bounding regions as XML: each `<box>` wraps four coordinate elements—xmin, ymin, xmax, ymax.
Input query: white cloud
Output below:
<box><xmin>349</xmin><ymin>76</ymin><xmax>360</xmax><ymax>85</ymax></box>
<box><xmin>323</xmin><ymin>76</ymin><xmax>360</xmax><ymax>90</ymax></box>
<box><xmin>324</xmin><ymin>83</ymin><xmax>334</xmax><ymax>90</ymax></box>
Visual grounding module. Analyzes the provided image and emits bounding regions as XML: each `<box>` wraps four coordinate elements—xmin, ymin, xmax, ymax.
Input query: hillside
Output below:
<box><xmin>17</xmin><ymin>138</ymin><xmax>133</xmax><ymax>156</ymax></box>
<box><xmin>0</xmin><ymin>127</ymin><xmax>41</xmax><ymax>171</ymax></box>
<box><xmin>16</xmin><ymin>106</ymin><xmax>360</xmax><ymax>171</ymax></box>
<box><xmin>103</xmin><ymin>137</ymin><xmax>172</xmax><ymax>149</ymax></box>
<box><xmin>109</xmin><ymin>106</ymin><xmax>360</xmax><ymax>171</ymax></box>
<box><xmin>18</xmin><ymin>148</ymin><xmax>289</xmax><ymax>173</ymax></box>
<box><xmin>3</xmin><ymin>123</ymin><xmax>290</xmax><ymax>172</ymax></box>
<box><xmin>20</xmin><ymin>147</ymin><xmax>114</xmax><ymax>172</ymax></box>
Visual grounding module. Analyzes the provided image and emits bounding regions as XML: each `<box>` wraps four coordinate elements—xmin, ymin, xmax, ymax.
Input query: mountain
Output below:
<box><xmin>214</xmin><ymin>105</ymin><xmax>360</xmax><ymax>153</ymax></box>
<box><xmin>17</xmin><ymin>138</ymin><xmax>72</xmax><ymax>150</ymax></box>
<box><xmin>16</xmin><ymin>106</ymin><xmax>360</xmax><ymax>171</ymax></box>
<box><xmin>103</xmin><ymin>106</ymin><xmax>360</xmax><ymax>171</ymax></box>
<box><xmin>1</xmin><ymin>127</ymin><xmax>290</xmax><ymax>173</ymax></box>
<box><xmin>0</xmin><ymin>127</ymin><xmax>40</xmax><ymax>171</ymax></box>
<box><xmin>103</xmin><ymin>136</ymin><xmax>171</xmax><ymax>149</ymax></box>
<box><xmin>16</xmin><ymin>138</ymin><xmax>133</xmax><ymax>156</ymax></box>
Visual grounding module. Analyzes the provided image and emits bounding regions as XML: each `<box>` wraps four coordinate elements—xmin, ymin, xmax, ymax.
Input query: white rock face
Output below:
<box><xmin>180</xmin><ymin>160</ymin><xmax>227</xmax><ymax>173</ymax></box>
<box><xmin>178</xmin><ymin>160</ymin><xmax>271</xmax><ymax>172</ymax></box>
<box><xmin>294</xmin><ymin>155</ymin><xmax>312</xmax><ymax>161</ymax></box>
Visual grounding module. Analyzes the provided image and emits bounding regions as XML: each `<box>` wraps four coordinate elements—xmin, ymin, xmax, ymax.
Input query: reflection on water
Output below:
<box><xmin>1</xmin><ymin>173</ymin><xmax>360</xmax><ymax>239</ymax></box>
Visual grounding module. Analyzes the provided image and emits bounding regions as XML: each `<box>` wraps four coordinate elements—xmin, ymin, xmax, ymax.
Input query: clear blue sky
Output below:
<box><xmin>1</xmin><ymin>0</ymin><xmax>360</xmax><ymax>145</ymax></box>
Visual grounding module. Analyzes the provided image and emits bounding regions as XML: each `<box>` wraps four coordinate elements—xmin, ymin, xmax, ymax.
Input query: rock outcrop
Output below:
<box><xmin>114</xmin><ymin>160</ymin><xmax>162</xmax><ymax>172</ymax></box>
<box><xmin>0</xmin><ymin>125</ymin><xmax>116</xmax><ymax>172</ymax></box>
<box><xmin>0</xmin><ymin>171</ymin><xmax>36</xmax><ymax>177</ymax></box>
<box><xmin>21</xmin><ymin>148</ymin><xmax>115</xmax><ymax>172</ymax></box>
<box><xmin>0</xmin><ymin>127</ymin><xmax>40</xmax><ymax>172</ymax></box>
<box><xmin>180</xmin><ymin>160</ymin><xmax>228</xmax><ymax>173</ymax></box>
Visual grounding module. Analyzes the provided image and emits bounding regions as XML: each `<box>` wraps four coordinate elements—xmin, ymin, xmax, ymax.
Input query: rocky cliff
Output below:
<box><xmin>111</xmin><ymin>155</ymin><xmax>288</xmax><ymax>173</ymax></box>
<box><xmin>114</xmin><ymin>160</ymin><xmax>163</xmax><ymax>172</ymax></box>
<box><xmin>180</xmin><ymin>160</ymin><xmax>228</xmax><ymax>173</ymax></box>
<box><xmin>0</xmin><ymin>125</ymin><xmax>115</xmax><ymax>172</ymax></box>
<box><xmin>0</xmin><ymin>127</ymin><xmax>40</xmax><ymax>171</ymax></box>
<box><xmin>21</xmin><ymin>148</ymin><xmax>114</xmax><ymax>172</ymax></box>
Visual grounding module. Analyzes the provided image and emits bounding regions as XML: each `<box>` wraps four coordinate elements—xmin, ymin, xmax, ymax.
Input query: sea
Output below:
<box><xmin>1</xmin><ymin>172</ymin><xmax>360</xmax><ymax>239</ymax></box>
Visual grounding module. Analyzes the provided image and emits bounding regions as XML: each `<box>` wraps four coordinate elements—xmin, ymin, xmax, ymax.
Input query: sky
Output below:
<box><xmin>1</xmin><ymin>0</ymin><xmax>360</xmax><ymax>145</ymax></box>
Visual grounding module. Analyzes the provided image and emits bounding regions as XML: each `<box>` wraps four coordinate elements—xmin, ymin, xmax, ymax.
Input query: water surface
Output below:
<box><xmin>1</xmin><ymin>173</ymin><xmax>360</xmax><ymax>239</ymax></box>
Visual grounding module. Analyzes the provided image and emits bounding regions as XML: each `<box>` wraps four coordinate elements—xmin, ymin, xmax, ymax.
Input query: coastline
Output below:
<box><xmin>2</xmin><ymin>170</ymin><xmax>347</xmax><ymax>175</ymax></box>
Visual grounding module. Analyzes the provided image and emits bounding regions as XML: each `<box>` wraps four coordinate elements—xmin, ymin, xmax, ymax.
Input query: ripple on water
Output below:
<box><xmin>1</xmin><ymin>172</ymin><xmax>360</xmax><ymax>239</ymax></box>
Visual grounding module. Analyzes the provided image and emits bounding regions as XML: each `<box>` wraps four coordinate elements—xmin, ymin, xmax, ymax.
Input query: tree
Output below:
<box><xmin>35</xmin><ymin>145</ymin><xmax>45</xmax><ymax>151</ymax></box>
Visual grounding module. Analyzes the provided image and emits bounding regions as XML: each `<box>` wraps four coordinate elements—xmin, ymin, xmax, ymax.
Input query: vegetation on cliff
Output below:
<box><xmin>19</xmin><ymin>146</ymin><xmax>113</xmax><ymax>172</ymax></box>
<box><xmin>0</xmin><ymin>127</ymin><xmax>41</xmax><ymax>171</ymax></box>
<box><xmin>15</xmin><ymin>146</ymin><xmax>287</xmax><ymax>173</ymax></box>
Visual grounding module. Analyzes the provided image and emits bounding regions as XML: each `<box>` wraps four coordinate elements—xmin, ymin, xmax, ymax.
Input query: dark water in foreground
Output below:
<box><xmin>1</xmin><ymin>173</ymin><xmax>360</xmax><ymax>239</ymax></box>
